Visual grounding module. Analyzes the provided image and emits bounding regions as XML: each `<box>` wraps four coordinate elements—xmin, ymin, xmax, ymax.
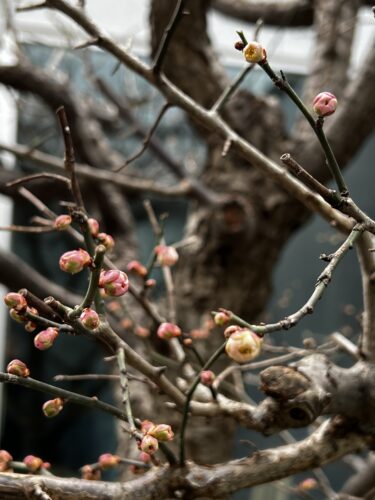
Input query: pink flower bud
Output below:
<box><xmin>141</xmin><ymin>420</ymin><xmax>155</xmax><ymax>434</ymax></box>
<box><xmin>127</xmin><ymin>260</ymin><xmax>147</xmax><ymax>278</ymax></box>
<box><xmin>9</xmin><ymin>308</ymin><xmax>26</xmax><ymax>323</ymax></box>
<box><xmin>140</xmin><ymin>435</ymin><xmax>158</xmax><ymax>455</ymax></box>
<box><xmin>81</xmin><ymin>464</ymin><xmax>101</xmax><ymax>480</ymax></box>
<box><xmin>80</xmin><ymin>308</ymin><xmax>100</xmax><ymax>330</ymax></box>
<box><xmin>7</xmin><ymin>359</ymin><xmax>30</xmax><ymax>377</ymax></box>
<box><xmin>54</xmin><ymin>214</ymin><xmax>72</xmax><ymax>231</ymax></box>
<box><xmin>25</xmin><ymin>321</ymin><xmax>37</xmax><ymax>333</ymax></box>
<box><xmin>145</xmin><ymin>278</ymin><xmax>156</xmax><ymax>288</ymax></box>
<box><xmin>97</xmin><ymin>233</ymin><xmax>115</xmax><ymax>250</ymax></box>
<box><xmin>147</xmin><ymin>424</ymin><xmax>174</xmax><ymax>442</ymax></box>
<box><xmin>135</xmin><ymin>326</ymin><xmax>150</xmax><ymax>338</ymax></box>
<box><xmin>157</xmin><ymin>322</ymin><xmax>182</xmax><ymax>340</ymax></box>
<box><xmin>59</xmin><ymin>249</ymin><xmax>91</xmax><ymax>274</ymax></box>
<box><xmin>223</xmin><ymin>325</ymin><xmax>241</xmax><ymax>339</ymax></box>
<box><xmin>214</xmin><ymin>311</ymin><xmax>230</xmax><ymax>326</ymax></box>
<box><xmin>4</xmin><ymin>292</ymin><xmax>27</xmax><ymax>311</ymax></box>
<box><xmin>183</xmin><ymin>338</ymin><xmax>193</xmax><ymax>346</ymax></box>
<box><xmin>42</xmin><ymin>398</ymin><xmax>64</xmax><ymax>418</ymax></box>
<box><xmin>139</xmin><ymin>452</ymin><xmax>151</xmax><ymax>464</ymax></box>
<box><xmin>98</xmin><ymin>453</ymin><xmax>120</xmax><ymax>470</ymax></box>
<box><xmin>88</xmin><ymin>218</ymin><xmax>100</xmax><ymax>236</ymax></box>
<box><xmin>243</xmin><ymin>41</ymin><xmax>265</xmax><ymax>63</ymax></box>
<box><xmin>313</xmin><ymin>91</ymin><xmax>337</xmax><ymax>117</ymax></box>
<box><xmin>99</xmin><ymin>270</ymin><xmax>129</xmax><ymax>297</ymax></box>
<box><xmin>298</xmin><ymin>478</ymin><xmax>318</xmax><ymax>491</ymax></box>
<box><xmin>0</xmin><ymin>450</ymin><xmax>12</xmax><ymax>472</ymax></box>
<box><xmin>200</xmin><ymin>370</ymin><xmax>215</xmax><ymax>386</ymax></box>
<box><xmin>23</xmin><ymin>455</ymin><xmax>43</xmax><ymax>472</ymax></box>
<box><xmin>34</xmin><ymin>327</ymin><xmax>59</xmax><ymax>351</ymax></box>
<box><xmin>225</xmin><ymin>328</ymin><xmax>262</xmax><ymax>363</ymax></box>
<box><xmin>155</xmin><ymin>245</ymin><xmax>179</xmax><ymax>267</ymax></box>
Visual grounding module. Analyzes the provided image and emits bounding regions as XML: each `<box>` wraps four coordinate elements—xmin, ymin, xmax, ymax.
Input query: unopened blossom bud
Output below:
<box><xmin>81</xmin><ymin>464</ymin><xmax>101</xmax><ymax>480</ymax></box>
<box><xmin>157</xmin><ymin>322</ymin><xmax>182</xmax><ymax>340</ymax></box>
<box><xmin>214</xmin><ymin>311</ymin><xmax>230</xmax><ymax>326</ymax></box>
<box><xmin>234</xmin><ymin>41</ymin><xmax>245</xmax><ymax>51</ymax></box>
<box><xmin>148</xmin><ymin>424</ymin><xmax>174</xmax><ymax>442</ymax></box>
<box><xmin>183</xmin><ymin>338</ymin><xmax>193</xmax><ymax>346</ymax></box>
<box><xmin>298</xmin><ymin>478</ymin><xmax>318</xmax><ymax>491</ymax></box>
<box><xmin>88</xmin><ymin>218</ymin><xmax>100</xmax><ymax>236</ymax></box>
<box><xmin>127</xmin><ymin>260</ymin><xmax>147</xmax><ymax>278</ymax></box>
<box><xmin>97</xmin><ymin>233</ymin><xmax>115</xmax><ymax>250</ymax></box>
<box><xmin>135</xmin><ymin>326</ymin><xmax>150</xmax><ymax>338</ymax></box>
<box><xmin>98</xmin><ymin>453</ymin><xmax>120</xmax><ymax>470</ymax></box>
<box><xmin>200</xmin><ymin>370</ymin><xmax>215</xmax><ymax>386</ymax></box>
<box><xmin>54</xmin><ymin>214</ymin><xmax>72</xmax><ymax>231</ymax></box>
<box><xmin>42</xmin><ymin>398</ymin><xmax>64</xmax><ymax>418</ymax></box>
<box><xmin>7</xmin><ymin>359</ymin><xmax>30</xmax><ymax>377</ymax></box>
<box><xmin>80</xmin><ymin>308</ymin><xmax>100</xmax><ymax>330</ymax></box>
<box><xmin>24</xmin><ymin>455</ymin><xmax>43</xmax><ymax>472</ymax></box>
<box><xmin>59</xmin><ymin>249</ymin><xmax>91</xmax><ymax>274</ymax></box>
<box><xmin>223</xmin><ymin>325</ymin><xmax>241</xmax><ymax>339</ymax></box>
<box><xmin>155</xmin><ymin>245</ymin><xmax>179</xmax><ymax>267</ymax></box>
<box><xmin>0</xmin><ymin>450</ymin><xmax>12</xmax><ymax>472</ymax></box>
<box><xmin>9</xmin><ymin>308</ymin><xmax>26</xmax><ymax>323</ymax></box>
<box><xmin>145</xmin><ymin>278</ymin><xmax>156</xmax><ymax>288</ymax></box>
<box><xmin>99</xmin><ymin>270</ymin><xmax>129</xmax><ymax>297</ymax></box>
<box><xmin>225</xmin><ymin>328</ymin><xmax>262</xmax><ymax>363</ymax></box>
<box><xmin>140</xmin><ymin>435</ymin><xmax>158</xmax><ymax>455</ymax></box>
<box><xmin>141</xmin><ymin>420</ymin><xmax>154</xmax><ymax>434</ymax></box>
<box><xmin>25</xmin><ymin>321</ymin><xmax>37</xmax><ymax>333</ymax></box>
<box><xmin>243</xmin><ymin>41</ymin><xmax>265</xmax><ymax>63</ymax></box>
<box><xmin>34</xmin><ymin>327</ymin><xmax>59</xmax><ymax>351</ymax></box>
<box><xmin>4</xmin><ymin>292</ymin><xmax>27</xmax><ymax>312</ymax></box>
<box><xmin>313</xmin><ymin>91</ymin><xmax>337</xmax><ymax>117</ymax></box>
<box><xmin>190</xmin><ymin>328</ymin><xmax>209</xmax><ymax>340</ymax></box>
<box><xmin>139</xmin><ymin>452</ymin><xmax>151</xmax><ymax>464</ymax></box>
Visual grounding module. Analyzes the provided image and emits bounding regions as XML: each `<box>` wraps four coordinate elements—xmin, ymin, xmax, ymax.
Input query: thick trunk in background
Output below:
<box><xmin>148</xmin><ymin>0</ymin><xmax>311</xmax><ymax>472</ymax></box>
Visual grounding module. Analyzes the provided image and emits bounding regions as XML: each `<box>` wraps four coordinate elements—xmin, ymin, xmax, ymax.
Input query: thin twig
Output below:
<box><xmin>114</xmin><ymin>103</ymin><xmax>172</xmax><ymax>172</ymax></box>
<box><xmin>0</xmin><ymin>224</ymin><xmax>54</xmax><ymax>233</ymax></box>
<box><xmin>152</xmin><ymin>0</ymin><xmax>187</xmax><ymax>74</ymax></box>
<box><xmin>6</xmin><ymin>172</ymin><xmax>71</xmax><ymax>189</ymax></box>
<box><xmin>117</xmin><ymin>347</ymin><xmax>136</xmax><ymax>433</ymax></box>
<box><xmin>56</xmin><ymin>106</ymin><xmax>85</xmax><ymax>210</ymax></box>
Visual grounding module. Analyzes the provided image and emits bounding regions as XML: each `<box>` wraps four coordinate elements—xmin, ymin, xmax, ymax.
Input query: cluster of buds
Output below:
<box><xmin>0</xmin><ymin>450</ymin><xmax>13</xmax><ymax>472</ymax></box>
<box><xmin>59</xmin><ymin>249</ymin><xmax>91</xmax><ymax>274</ymax></box>
<box><xmin>80</xmin><ymin>308</ymin><xmax>100</xmax><ymax>330</ymax></box>
<box><xmin>99</xmin><ymin>270</ymin><xmax>129</xmax><ymax>297</ymax></box>
<box><xmin>42</xmin><ymin>398</ymin><xmax>64</xmax><ymax>418</ymax></box>
<box><xmin>54</xmin><ymin>214</ymin><xmax>72</xmax><ymax>231</ymax></box>
<box><xmin>139</xmin><ymin>420</ymin><xmax>174</xmax><ymax>456</ymax></box>
<box><xmin>7</xmin><ymin>359</ymin><xmax>30</xmax><ymax>378</ymax></box>
<box><xmin>313</xmin><ymin>91</ymin><xmax>337</xmax><ymax>117</ymax></box>
<box><xmin>98</xmin><ymin>453</ymin><xmax>121</xmax><ymax>470</ymax></box>
<box><xmin>155</xmin><ymin>245</ymin><xmax>179</xmax><ymax>267</ymax></box>
<box><xmin>34</xmin><ymin>327</ymin><xmax>59</xmax><ymax>351</ymax></box>
<box><xmin>157</xmin><ymin>322</ymin><xmax>182</xmax><ymax>340</ymax></box>
<box><xmin>127</xmin><ymin>260</ymin><xmax>147</xmax><ymax>278</ymax></box>
<box><xmin>224</xmin><ymin>326</ymin><xmax>262</xmax><ymax>363</ymax></box>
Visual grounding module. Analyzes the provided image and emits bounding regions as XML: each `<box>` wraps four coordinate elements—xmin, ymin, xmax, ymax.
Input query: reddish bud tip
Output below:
<box><xmin>98</xmin><ymin>453</ymin><xmax>120</xmax><ymax>470</ymax></box>
<box><xmin>23</xmin><ymin>455</ymin><xmax>43</xmax><ymax>472</ymax></box>
<box><xmin>97</xmin><ymin>233</ymin><xmax>115</xmax><ymax>251</ymax></box>
<box><xmin>87</xmin><ymin>218</ymin><xmax>100</xmax><ymax>237</ymax></box>
<box><xmin>157</xmin><ymin>322</ymin><xmax>182</xmax><ymax>340</ymax></box>
<box><xmin>154</xmin><ymin>245</ymin><xmax>179</xmax><ymax>267</ymax></box>
<box><xmin>313</xmin><ymin>91</ymin><xmax>337</xmax><ymax>117</ymax></box>
<box><xmin>4</xmin><ymin>292</ymin><xmax>27</xmax><ymax>312</ymax></box>
<box><xmin>59</xmin><ymin>249</ymin><xmax>91</xmax><ymax>274</ymax></box>
<box><xmin>200</xmin><ymin>370</ymin><xmax>215</xmax><ymax>386</ymax></box>
<box><xmin>7</xmin><ymin>359</ymin><xmax>30</xmax><ymax>377</ymax></box>
<box><xmin>42</xmin><ymin>398</ymin><xmax>64</xmax><ymax>418</ymax></box>
<box><xmin>99</xmin><ymin>270</ymin><xmax>129</xmax><ymax>297</ymax></box>
<box><xmin>81</xmin><ymin>464</ymin><xmax>101</xmax><ymax>480</ymax></box>
<box><xmin>214</xmin><ymin>311</ymin><xmax>231</xmax><ymax>326</ymax></box>
<box><xmin>0</xmin><ymin>450</ymin><xmax>12</xmax><ymax>472</ymax></box>
<box><xmin>141</xmin><ymin>420</ymin><xmax>155</xmax><ymax>434</ymax></box>
<box><xmin>80</xmin><ymin>308</ymin><xmax>100</xmax><ymax>330</ymax></box>
<box><xmin>34</xmin><ymin>327</ymin><xmax>59</xmax><ymax>351</ymax></box>
<box><xmin>234</xmin><ymin>41</ymin><xmax>245</xmax><ymax>51</ymax></box>
<box><xmin>127</xmin><ymin>260</ymin><xmax>147</xmax><ymax>278</ymax></box>
<box><xmin>54</xmin><ymin>214</ymin><xmax>72</xmax><ymax>231</ymax></box>
<box><xmin>135</xmin><ymin>326</ymin><xmax>150</xmax><ymax>338</ymax></box>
